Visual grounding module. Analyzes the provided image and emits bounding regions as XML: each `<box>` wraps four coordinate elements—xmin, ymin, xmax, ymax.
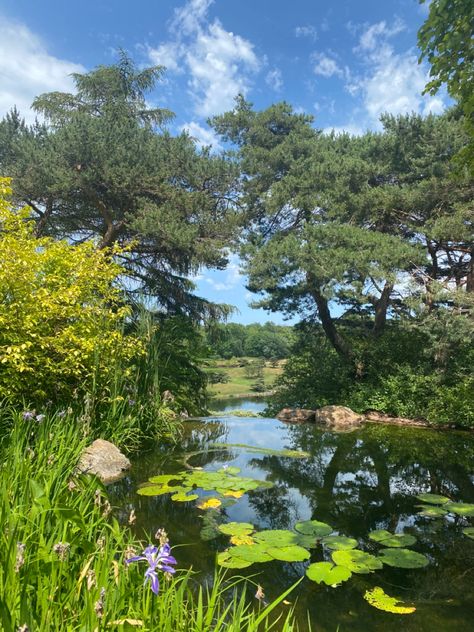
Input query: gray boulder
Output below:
<box><xmin>77</xmin><ymin>439</ymin><xmax>131</xmax><ymax>484</ymax></box>
<box><xmin>314</xmin><ymin>405</ymin><xmax>363</xmax><ymax>429</ymax></box>
<box><xmin>277</xmin><ymin>408</ymin><xmax>316</xmax><ymax>423</ymax></box>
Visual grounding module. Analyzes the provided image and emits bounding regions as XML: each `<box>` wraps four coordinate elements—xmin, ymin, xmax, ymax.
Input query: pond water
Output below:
<box><xmin>210</xmin><ymin>396</ymin><xmax>267</xmax><ymax>414</ymax></box>
<box><xmin>110</xmin><ymin>408</ymin><xmax>474</xmax><ymax>631</ymax></box>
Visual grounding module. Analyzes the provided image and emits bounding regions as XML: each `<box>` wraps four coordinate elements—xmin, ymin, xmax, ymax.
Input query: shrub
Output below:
<box><xmin>0</xmin><ymin>178</ymin><xmax>140</xmax><ymax>405</ymax></box>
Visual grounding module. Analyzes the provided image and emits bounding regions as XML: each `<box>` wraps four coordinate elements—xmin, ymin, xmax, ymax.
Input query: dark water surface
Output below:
<box><xmin>110</xmin><ymin>408</ymin><xmax>474</xmax><ymax>631</ymax></box>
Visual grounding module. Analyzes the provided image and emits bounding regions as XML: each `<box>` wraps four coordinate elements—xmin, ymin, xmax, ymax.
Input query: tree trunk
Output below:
<box><xmin>373</xmin><ymin>282</ymin><xmax>393</xmax><ymax>337</ymax></box>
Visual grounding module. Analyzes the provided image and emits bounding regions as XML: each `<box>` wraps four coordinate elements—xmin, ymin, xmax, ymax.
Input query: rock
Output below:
<box><xmin>314</xmin><ymin>405</ymin><xmax>363</xmax><ymax>429</ymax></box>
<box><xmin>77</xmin><ymin>439</ymin><xmax>131</xmax><ymax>484</ymax></box>
<box><xmin>277</xmin><ymin>408</ymin><xmax>316</xmax><ymax>423</ymax></box>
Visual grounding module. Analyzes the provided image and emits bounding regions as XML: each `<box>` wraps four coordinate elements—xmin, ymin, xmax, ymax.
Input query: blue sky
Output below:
<box><xmin>0</xmin><ymin>0</ymin><xmax>447</xmax><ymax>325</ymax></box>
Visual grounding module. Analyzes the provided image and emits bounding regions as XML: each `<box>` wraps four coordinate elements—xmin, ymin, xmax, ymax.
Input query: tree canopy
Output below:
<box><xmin>0</xmin><ymin>54</ymin><xmax>239</xmax><ymax>318</ymax></box>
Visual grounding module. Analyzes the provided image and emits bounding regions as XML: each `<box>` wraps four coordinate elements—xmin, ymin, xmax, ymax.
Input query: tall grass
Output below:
<box><xmin>0</xmin><ymin>407</ymin><xmax>303</xmax><ymax>631</ymax></box>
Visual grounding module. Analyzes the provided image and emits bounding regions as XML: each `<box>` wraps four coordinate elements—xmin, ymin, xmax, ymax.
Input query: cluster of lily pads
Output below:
<box><xmin>137</xmin><ymin>466</ymin><xmax>273</xmax><ymax>505</ymax></box>
<box><xmin>416</xmin><ymin>493</ymin><xmax>474</xmax><ymax>540</ymax></box>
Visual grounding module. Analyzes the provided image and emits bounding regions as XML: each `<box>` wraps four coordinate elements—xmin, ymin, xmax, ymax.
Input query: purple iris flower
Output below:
<box><xmin>126</xmin><ymin>543</ymin><xmax>177</xmax><ymax>595</ymax></box>
<box><xmin>22</xmin><ymin>411</ymin><xmax>35</xmax><ymax>421</ymax></box>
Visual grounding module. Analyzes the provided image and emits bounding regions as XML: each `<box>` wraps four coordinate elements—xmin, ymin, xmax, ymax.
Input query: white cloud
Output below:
<box><xmin>204</xmin><ymin>254</ymin><xmax>243</xmax><ymax>291</ymax></box>
<box><xmin>0</xmin><ymin>16</ymin><xmax>84</xmax><ymax>123</ymax></box>
<box><xmin>148</xmin><ymin>0</ymin><xmax>260</xmax><ymax>117</ymax></box>
<box><xmin>348</xmin><ymin>20</ymin><xmax>448</xmax><ymax>128</ymax></box>
<box><xmin>312</xmin><ymin>52</ymin><xmax>343</xmax><ymax>78</ymax></box>
<box><xmin>265</xmin><ymin>68</ymin><xmax>283</xmax><ymax>92</ymax></box>
<box><xmin>294</xmin><ymin>25</ymin><xmax>317</xmax><ymax>40</ymax></box>
<box><xmin>323</xmin><ymin>123</ymin><xmax>365</xmax><ymax>136</ymax></box>
<box><xmin>180</xmin><ymin>120</ymin><xmax>222</xmax><ymax>150</ymax></box>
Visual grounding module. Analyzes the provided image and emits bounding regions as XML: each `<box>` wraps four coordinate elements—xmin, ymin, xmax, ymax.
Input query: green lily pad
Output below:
<box><xmin>416</xmin><ymin>504</ymin><xmax>448</xmax><ymax>518</ymax></box>
<box><xmin>171</xmin><ymin>491</ymin><xmax>199</xmax><ymax>502</ymax></box>
<box><xmin>368</xmin><ymin>529</ymin><xmax>393</xmax><ymax>543</ymax></box>
<box><xmin>445</xmin><ymin>502</ymin><xmax>474</xmax><ymax>517</ymax></box>
<box><xmin>416</xmin><ymin>493</ymin><xmax>450</xmax><ymax>505</ymax></box>
<box><xmin>294</xmin><ymin>520</ymin><xmax>333</xmax><ymax>537</ymax></box>
<box><xmin>364</xmin><ymin>587</ymin><xmax>416</xmax><ymax>614</ymax></box>
<box><xmin>137</xmin><ymin>484</ymin><xmax>174</xmax><ymax>496</ymax></box>
<box><xmin>369</xmin><ymin>530</ymin><xmax>417</xmax><ymax>548</ymax></box>
<box><xmin>217</xmin><ymin>551</ymin><xmax>252</xmax><ymax>569</ymax></box>
<box><xmin>332</xmin><ymin>549</ymin><xmax>383</xmax><ymax>574</ymax></box>
<box><xmin>379</xmin><ymin>548</ymin><xmax>429</xmax><ymax>569</ymax></box>
<box><xmin>228</xmin><ymin>544</ymin><xmax>273</xmax><ymax>563</ymax></box>
<box><xmin>254</xmin><ymin>530</ymin><xmax>300</xmax><ymax>546</ymax></box>
<box><xmin>218</xmin><ymin>522</ymin><xmax>254</xmax><ymax>537</ymax></box>
<box><xmin>266</xmin><ymin>545</ymin><xmax>311</xmax><ymax>562</ymax></box>
<box><xmin>148</xmin><ymin>474</ymin><xmax>183</xmax><ymax>485</ymax></box>
<box><xmin>209</xmin><ymin>443</ymin><xmax>310</xmax><ymax>458</ymax></box>
<box><xmin>295</xmin><ymin>534</ymin><xmax>319</xmax><ymax>548</ymax></box>
<box><xmin>462</xmin><ymin>527</ymin><xmax>474</xmax><ymax>540</ymax></box>
<box><xmin>322</xmin><ymin>536</ymin><xmax>358</xmax><ymax>550</ymax></box>
<box><xmin>306</xmin><ymin>562</ymin><xmax>352</xmax><ymax>586</ymax></box>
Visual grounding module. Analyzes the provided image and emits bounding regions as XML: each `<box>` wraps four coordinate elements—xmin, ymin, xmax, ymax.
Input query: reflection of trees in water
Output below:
<box><xmin>245</xmin><ymin>425</ymin><xmax>474</xmax><ymax>539</ymax></box>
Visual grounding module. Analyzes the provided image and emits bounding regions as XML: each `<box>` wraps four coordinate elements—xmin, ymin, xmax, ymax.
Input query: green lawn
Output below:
<box><xmin>204</xmin><ymin>358</ymin><xmax>284</xmax><ymax>398</ymax></box>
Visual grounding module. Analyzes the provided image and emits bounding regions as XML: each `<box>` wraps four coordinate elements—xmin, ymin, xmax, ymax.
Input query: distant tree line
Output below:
<box><xmin>204</xmin><ymin>322</ymin><xmax>294</xmax><ymax>360</ymax></box>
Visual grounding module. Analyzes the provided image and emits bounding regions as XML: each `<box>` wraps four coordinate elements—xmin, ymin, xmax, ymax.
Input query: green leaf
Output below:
<box><xmin>217</xmin><ymin>552</ymin><xmax>253</xmax><ymax>569</ymax></box>
<box><xmin>416</xmin><ymin>504</ymin><xmax>448</xmax><ymax>517</ymax></box>
<box><xmin>254</xmin><ymin>530</ymin><xmax>300</xmax><ymax>546</ymax></box>
<box><xmin>332</xmin><ymin>549</ymin><xmax>383</xmax><ymax>574</ymax></box>
<box><xmin>368</xmin><ymin>530</ymin><xmax>417</xmax><ymax>547</ymax></box>
<box><xmin>294</xmin><ymin>520</ymin><xmax>332</xmax><ymax>537</ymax></box>
<box><xmin>170</xmin><ymin>492</ymin><xmax>199</xmax><ymax>502</ymax></box>
<box><xmin>306</xmin><ymin>562</ymin><xmax>352</xmax><ymax>586</ymax></box>
<box><xmin>445</xmin><ymin>502</ymin><xmax>474</xmax><ymax>517</ymax></box>
<box><xmin>219</xmin><ymin>466</ymin><xmax>241</xmax><ymax>475</ymax></box>
<box><xmin>416</xmin><ymin>493</ymin><xmax>450</xmax><ymax>505</ymax></box>
<box><xmin>218</xmin><ymin>522</ymin><xmax>254</xmax><ymax>537</ymax></box>
<box><xmin>364</xmin><ymin>587</ymin><xmax>416</xmax><ymax>614</ymax></box>
<box><xmin>321</xmin><ymin>536</ymin><xmax>358</xmax><ymax>550</ymax></box>
<box><xmin>378</xmin><ymin>548</ymin><xmax>429</xmax><ymax>569</ymax></box>
<box><xmin>266</xmin><ymin>545</ymin><xmax>310</xmax><ymax>562</ymax></box>
<box><xmin>137</xmin><ymin>484</ymin><xmax>174</xmax><ymax>496</ymax></box>
<box><xmin>228</xmin><ymin>544</ymin><xmax>273</xmax><ymax>563</ymax></box>
<box><xmin>462</xmin><ymin>527</ymin><xmax>474</xmax><ymax>540</ymax></box>
<box><xmin>148</xmin><ymin>474</ymin><xmax>183</xmax><ymax>485</ymax></box>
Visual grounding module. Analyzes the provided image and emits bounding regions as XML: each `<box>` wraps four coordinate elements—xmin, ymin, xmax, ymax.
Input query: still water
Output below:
<box><xmin>110</xmin><ymin>405</ymin><xmax>474</xmax><ymax>631</ymax></box>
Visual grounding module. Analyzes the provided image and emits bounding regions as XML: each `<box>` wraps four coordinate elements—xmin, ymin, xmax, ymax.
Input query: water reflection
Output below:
<box><xmin>110</xmin><ymin>414</ymin><xmax>474</xmax><ymax>631</ymax></box>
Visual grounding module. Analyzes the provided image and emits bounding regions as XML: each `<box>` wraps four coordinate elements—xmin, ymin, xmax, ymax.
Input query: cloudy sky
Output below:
<box><xmin>0</xmin><ymin>0</ymin><xmax>447</xmax><ymax>324</ymax></box>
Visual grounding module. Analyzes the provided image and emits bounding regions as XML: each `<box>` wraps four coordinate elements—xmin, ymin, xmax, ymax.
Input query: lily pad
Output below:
<box><xmin>228</xmin><ymin>544</ymin><xmax>273</xmax><ymax>563</ymax></box>
<box><xmin>171</xmin><ymin>491</ymin><xmax>199</xmax><ymax>502</ymax></box>
<box><xmin>416</xmin><ymin>504</ymin><xmax>448</xmax><ymax>518</ymax></box>
<box><xmin>368</xmin><ymin>530</ymin><xmax>416</xmax><ymax>548</ymax></box>
<box><xmin>322</xmin><ymin>536</ymin><xmax>358</xmax><ymax>550</ymax></box>
<box><xmin>445</xmin><ymin>502</ymin><xmax>474</xmax><ymax>517</ymax></box>
<box><xmin>218</xmin><ymin>522</ymin><xmax>254</xmax><ymax>537</ymax></box>
<box><xmin>368</xmin><ymin>529</ymin><xmax>393</xmax><ymax>543</ymax></box>
<box><xmin>219</xmin><ymin>466</ymin><xmax>240</xmax><ymax>475</ymax></box>
<box><xmin>294</xmin><ymin>520</ymin><xmax>333</xmax><ymax>537</ymax></box>
<box><xmin>332</xmin><ymin>549</ymin><xmax>383</xmax><ymax>574</ymax></box>
<box><xmin>462</xmin><ymin>527</ymin><xmax>474</xmax><ymax>540</ymax></box>
<box><xmin>230</xmin><ymin>534</ymin><xmax>255</xmax><ymax>546</ymax></box>
<box><xmin>379</xmin><ymin>548</ymin><xmax>429</xmax><ymax>569</ymax></box>
<box><xmin>306</xmin><ymin>562</ymin><xmax>352</xmax><ymax>586</ymax></box>
<box><xmin>217</xmin><ymin>551</ymin><xmax>252</xmax><ymax>569</ymax></box>
<box><xmin>266</xmin><ymin>545</ymin><xmax>311</xmax><ymax>562</ymax></box>
<box><xmin>295</xmin><ymin>534</ymin><xmax>319</xmax><ymax>548</ymax></box>
<box><xmin>364</xmin><ymin>587</ymin><xmax>416</xmax><ymax>614</ymax></box>
<box><xmin>137</xmin><ymin>484</ymin><xmax>174</xmax><ymax>496</ymax></box>
<box><xmin>416</xmin><ymin>493</ymin><xmax>450</xmax><ymax>505</ymax></box>
<box><xmin>254</xmin><ymin>530</ymin><xmax>300</xmax><ymax>546</ymax></box>
<box><xmin>210</xmin><ymin>443</ymin><xmax>310</xmax><ymax>458</ymax></box>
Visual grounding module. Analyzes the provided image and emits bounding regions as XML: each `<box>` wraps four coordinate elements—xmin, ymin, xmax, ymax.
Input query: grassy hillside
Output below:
<box><xmin>205</xmin><ymin>357</ymin><xmax>284</xmax><ymax>398</ymax></box>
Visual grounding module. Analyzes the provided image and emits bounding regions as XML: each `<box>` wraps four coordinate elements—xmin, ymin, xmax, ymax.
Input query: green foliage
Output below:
<box><xmin>364</xmin><ymin>587</ymin><xmax>416</xmax><ymax>614</ymax></box>
<box><xmin>0</xmin><ymin>178</ymin><xmax>139</xmax><ymax>405</ymax></box>
<box><xmin>306</xmin><ymin>562</ymin><xmax>352</xmax><ymax>586</ymax></box>
<box><xmin>205</xmin><ymin>321</ymin><xmax>294</xmax><ymax>360</ymax></box>
<box><xmin>0</xmin><ymin>54</ymin><xmax>238</xmax><ymax>319</ymax></box>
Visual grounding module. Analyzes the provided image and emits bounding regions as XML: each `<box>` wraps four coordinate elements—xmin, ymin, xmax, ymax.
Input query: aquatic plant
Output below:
<box><xmin>126</xmin><ymin>541</ymin><xmax>177</xmax><ymax>595</ymax></box>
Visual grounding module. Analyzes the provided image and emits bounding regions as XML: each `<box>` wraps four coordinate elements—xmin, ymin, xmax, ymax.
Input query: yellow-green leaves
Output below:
<box><xmin>0</xmin><ymin>178</ymin><xmax>140</xmax><ymax>403</ymax></box>
<box><xmin>364</xmin><ymin>587</ymin><xmax>416</xmax><ymax>614</ymax></box>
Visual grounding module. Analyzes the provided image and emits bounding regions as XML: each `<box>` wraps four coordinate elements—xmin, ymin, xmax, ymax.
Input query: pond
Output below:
<box><xmin>110</xmin><ymin>406</ymin><xmax>474</xmax><ymax>631</ymax></box>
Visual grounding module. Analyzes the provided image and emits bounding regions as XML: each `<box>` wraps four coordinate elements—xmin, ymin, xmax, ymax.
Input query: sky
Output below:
<box><xmin>0</xmin><ymin>0</ymin><xmax>447</xmax><ymax>325</ymax></box>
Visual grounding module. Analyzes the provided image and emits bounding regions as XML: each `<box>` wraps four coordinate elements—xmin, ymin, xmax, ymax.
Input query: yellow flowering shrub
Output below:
<box><xmin>0</xmin><ymin>178</ymin><xmax>139</xmax><ymax>403</ymax></box>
